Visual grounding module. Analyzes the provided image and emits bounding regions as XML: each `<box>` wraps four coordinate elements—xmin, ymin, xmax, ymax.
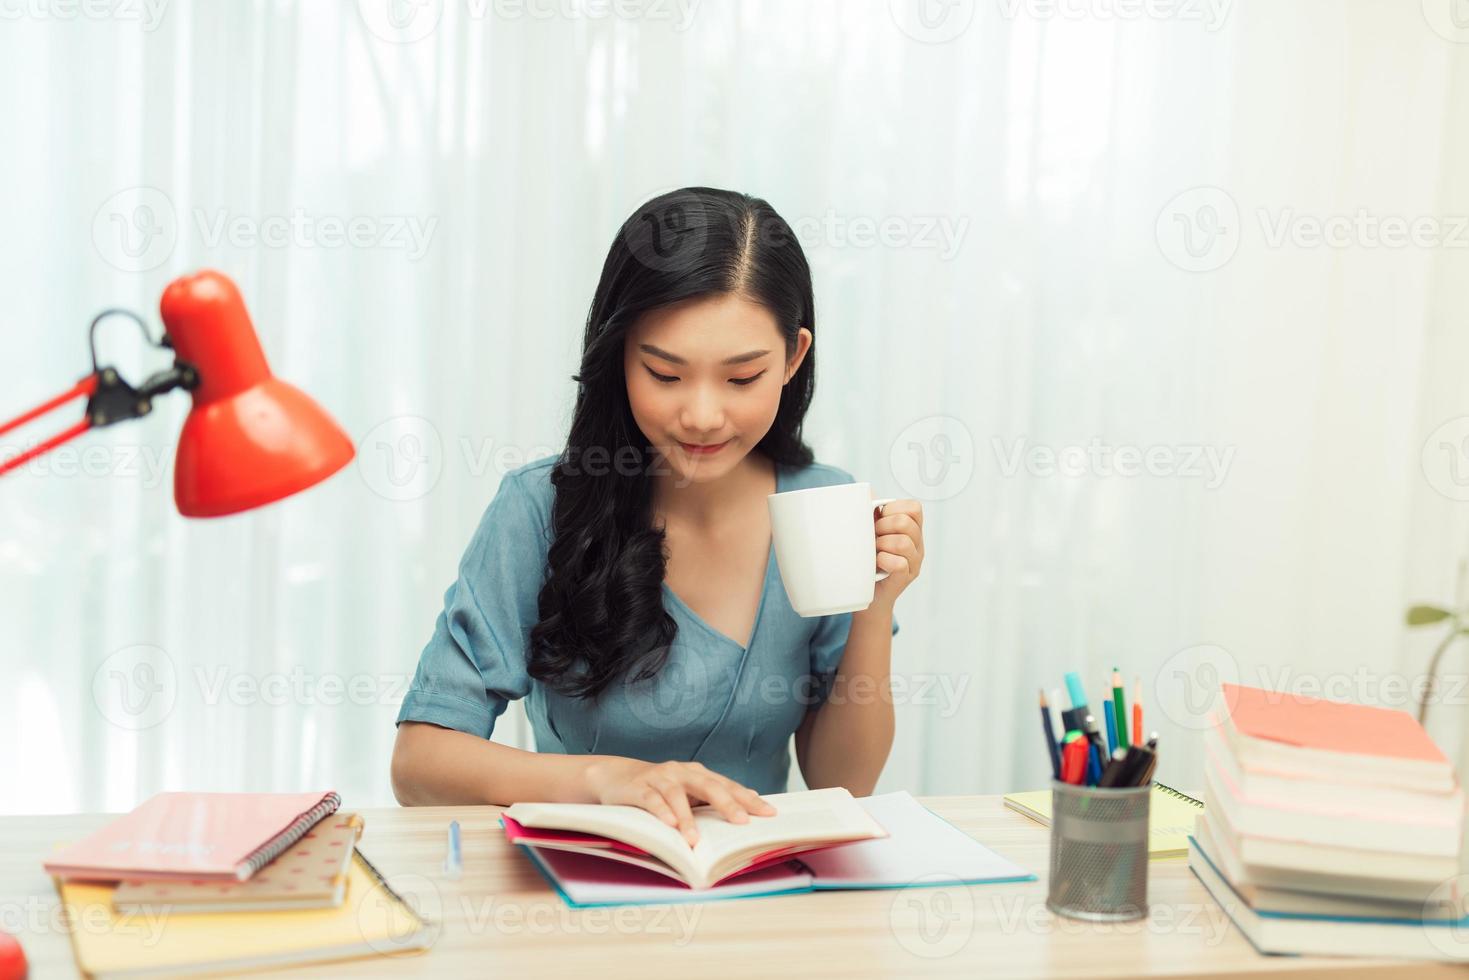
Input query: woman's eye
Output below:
<box><xmin>730</xmin><ymin>372</ymin><xmax>766</xmax><ymax>387</ymax></box>
<box><xmin>646</xmin><ymin>367</ymin><xmax>679</xmax><ymax>384</ymax></box>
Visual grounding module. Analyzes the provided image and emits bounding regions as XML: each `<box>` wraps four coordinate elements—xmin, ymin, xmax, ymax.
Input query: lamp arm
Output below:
<box><xmin>0</xmin><ymin>361</ymin><xmax>198</xmax><ymax>480</ymax></box>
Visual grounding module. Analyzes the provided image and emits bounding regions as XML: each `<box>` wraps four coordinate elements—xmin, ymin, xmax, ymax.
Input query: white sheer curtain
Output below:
<box><xmin>4</xmin><ymin>0</ymin><xmax>1468</xmax><ymax>814</ymax></box>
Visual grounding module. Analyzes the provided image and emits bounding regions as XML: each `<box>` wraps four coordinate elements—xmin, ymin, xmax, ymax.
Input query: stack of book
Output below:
<box><xmin>1189</xmin><ymin>683</ymin><xmax>1469</xmax><ymax>960</ymax></box>
<box><xmin>44</xmin><ymin>791</ymin><xmax>430</xmax><ymax>977</ymax></box>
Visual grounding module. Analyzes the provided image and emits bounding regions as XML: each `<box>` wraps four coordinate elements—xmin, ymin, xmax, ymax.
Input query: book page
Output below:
<box><xmin>690</xmin><ymin>787</ymin><xmax>886</xmax><ymax>883</ymax></box>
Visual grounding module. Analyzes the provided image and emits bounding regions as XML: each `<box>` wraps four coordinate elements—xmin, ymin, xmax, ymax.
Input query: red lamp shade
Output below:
<box><xmin>162</xmin><ymin>271</ymin><xmax>354</xmax><ymax>517</ymax></box>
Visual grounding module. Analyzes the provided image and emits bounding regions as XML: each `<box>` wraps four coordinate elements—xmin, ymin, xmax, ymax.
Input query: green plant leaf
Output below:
<box><xmin>1406</xmin><ymin>605</ymin><xmax>1453</xmax><ymax>626</ymax></box>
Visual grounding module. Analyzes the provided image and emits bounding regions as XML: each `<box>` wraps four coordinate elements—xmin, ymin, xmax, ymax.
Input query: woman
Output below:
<box><xmin>391</xmin><ymin>187</ymin><xmax>924</xmax><ymax>846</ymax></box>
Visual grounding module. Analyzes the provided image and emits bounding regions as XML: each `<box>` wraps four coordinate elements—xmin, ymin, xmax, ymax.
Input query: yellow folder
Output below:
<box><xmin>56</xmin><ymin>849</ymin><xmax>430</xmax><ymax>978</ymax></box>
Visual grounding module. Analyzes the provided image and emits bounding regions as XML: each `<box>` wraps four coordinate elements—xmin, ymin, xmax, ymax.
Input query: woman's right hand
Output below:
<box><xmin>581</xmin><ymin>758</ymin><xmax>776</xmax><ymax>846</ymax></box>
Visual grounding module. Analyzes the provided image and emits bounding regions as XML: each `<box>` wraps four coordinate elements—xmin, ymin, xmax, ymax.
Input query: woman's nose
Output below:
<box><xmin>680</xmin><ymin>385</ymin><xmax>726</xmax><ymax>434</ymax></box>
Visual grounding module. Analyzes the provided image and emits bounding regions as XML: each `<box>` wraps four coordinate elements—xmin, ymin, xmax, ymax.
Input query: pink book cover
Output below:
<box><xmin>43</xmin><ymin>791</ymin><xmax>341</xmax><ymax>882</ymax></box>
<box><xmin>1221</xmin><ymin>683</ymin><xmax>1448</xmax><ymax>762</ymax></box>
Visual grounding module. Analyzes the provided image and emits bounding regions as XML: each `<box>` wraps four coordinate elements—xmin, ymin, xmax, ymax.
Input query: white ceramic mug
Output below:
<box><xmin>768</xmin><ymin>482</ymin><xmax>897</xmax><ymax>617</ymax></box>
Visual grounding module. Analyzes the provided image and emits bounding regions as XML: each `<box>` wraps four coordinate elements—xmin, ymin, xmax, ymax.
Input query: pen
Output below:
<box><xmin>1132</xmin><ymin>677</ymin><xmax>1143</xmax><ymax>747</ymax></box>
<box><xmin>1039</xmin><ymin>688</ymin><xmax>1062</xmax><ymax>781</ymax></box>
<box><xmin>444</xmin><ymin>819</ymin><xmax>462</xmax><ymax>880</ymax></box>
<box><xmin>1112</xmin><ymin>668</ymin><xmax>1129</xmax><ymax>749</ymax></box>
<box><xmin>1102</xmin><ymin>698</ymin><xmax>1117</xmax><ymax>756</ymax></box>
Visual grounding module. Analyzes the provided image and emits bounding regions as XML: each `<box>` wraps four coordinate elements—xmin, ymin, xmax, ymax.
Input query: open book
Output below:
<box><xmin>503</xmin><ymin>787</ymin><xmax>888</xmax><ymax>890</ymax></box>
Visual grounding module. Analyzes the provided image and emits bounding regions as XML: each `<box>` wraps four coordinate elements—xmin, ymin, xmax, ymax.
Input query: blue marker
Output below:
<box><xmin>1065</xmin><ymin>671</ymin><xmax>1089</xmax><ymax>710</ymax></box>
<box><xmin>444</xmin><ymin>820</ymin><xmax>462</xmax><ymax>880</ymax></box>
<box><xmin>1103</xmin><ymin>698</ymin><xmax>1118</xmax><ymax>755</ymax></box>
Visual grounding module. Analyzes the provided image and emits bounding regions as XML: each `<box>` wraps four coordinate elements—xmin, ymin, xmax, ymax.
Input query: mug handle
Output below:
<box><xmin>872</xmin><ymin>497</ymin><xmax>898</xmax><ymax>582</ymax></box>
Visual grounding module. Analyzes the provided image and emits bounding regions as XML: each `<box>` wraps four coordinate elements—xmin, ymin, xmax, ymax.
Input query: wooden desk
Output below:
<box><xmin>2</xmin><ymin>797</ymin><xmax>1454</xmax><ymax>979</ymax></box>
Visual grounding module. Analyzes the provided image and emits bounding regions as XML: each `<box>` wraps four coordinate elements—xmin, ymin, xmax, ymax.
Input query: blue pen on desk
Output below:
<box><xmin>444</xmin><ymin>820</ymin><xmax>462</xmax><ymax>880</ymax></box>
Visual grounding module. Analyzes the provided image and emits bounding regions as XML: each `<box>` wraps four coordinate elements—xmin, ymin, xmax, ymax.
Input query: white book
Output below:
<box><xmin>1196</xmin><ymin>811</ymin><xmax>1462</xmax><ymax>914</ymax></box>
<box><xmin>1189</xmin><ymin>836</ymin><xmax>1469</xmax><ymax>961</ymax></box>
<box><xmin>1205</xmin><ymin>756</ymin><xmax>1460</xmax><ymax>857</ymax></box>
<box><xmin>1204</xmin><ymin>724</ymin><xmax>1464</xmax><ymax>825</ymax></box>
<box><xmin>504</xmin><ymin>787</ymin><xmax>887</xmax><ymax>890</ymax></box>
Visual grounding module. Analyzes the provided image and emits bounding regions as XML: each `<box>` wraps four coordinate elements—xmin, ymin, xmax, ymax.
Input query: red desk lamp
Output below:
<box><xmin>0</xmin><ymin>270</ymin><xmax>353</xmax><ymax>515</ymax></box>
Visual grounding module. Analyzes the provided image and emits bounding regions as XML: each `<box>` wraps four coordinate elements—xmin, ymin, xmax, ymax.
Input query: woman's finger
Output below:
<box><xmin>734</xmin><ymin>785</ymin><xmax>777</xmax><ymax>816</ymax></box>
<box><xmin>636</xmin><ymin>785</ymin><xmax>679</xmax><ymax>828</ymax></box>
<box><xmin>654</xmin><ymin>779</ymin><xmax>700</xmax><ymax>846</ymax></box>
<box><xmin>688</xmin><ymin>777</ymin><xmax>750</xmax><ymax>824</ymax></box>
<box><xmin>876</xmin><ymin>533</ymin><xmax>918</xmax><ymax>556</ymax></box>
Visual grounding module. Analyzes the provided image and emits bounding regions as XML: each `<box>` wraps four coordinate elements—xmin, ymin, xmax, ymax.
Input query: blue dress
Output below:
<box><xmin>395</xmin><ymin>456</ymin><xmax>900</xmax><ymax>794</ymax></box>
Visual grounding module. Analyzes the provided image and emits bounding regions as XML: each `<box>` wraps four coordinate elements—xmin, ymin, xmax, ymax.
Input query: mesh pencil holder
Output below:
<box><xmin>1045</xmin><ymin>780</ymin><xmax>1151</xmax><ymax>922</ymax></box>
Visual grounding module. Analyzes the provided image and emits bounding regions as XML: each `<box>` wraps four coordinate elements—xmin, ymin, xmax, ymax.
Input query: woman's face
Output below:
<box><xmin>623</xmin><ymin>291</ymin><xmax>811</xmax><ymax>487</ymax></box>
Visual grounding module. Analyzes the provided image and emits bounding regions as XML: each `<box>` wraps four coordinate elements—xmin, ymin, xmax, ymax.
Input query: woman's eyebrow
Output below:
<box><xmin>638</xmin><ymin>344</ymin><xmax>771</xmax><ymax>366</ymax></box>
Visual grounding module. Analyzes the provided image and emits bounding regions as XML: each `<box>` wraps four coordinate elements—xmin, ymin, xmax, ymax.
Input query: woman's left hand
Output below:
<box><xmin>871</xmin><ymin>498</ymin><xmax>923</xmax><ymax>610</ymax></box>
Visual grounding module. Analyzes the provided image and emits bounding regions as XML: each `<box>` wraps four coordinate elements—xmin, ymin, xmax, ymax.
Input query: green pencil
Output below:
<box><xmin>1111</xmin><ymin>668</ymin><xmax>1129</xmax><ymax>749</ymax></box>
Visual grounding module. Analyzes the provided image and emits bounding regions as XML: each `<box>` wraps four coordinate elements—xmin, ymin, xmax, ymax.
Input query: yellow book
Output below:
<box><xmin>56</xmin><ymin>849</ymin><xmax>430</xmax><ymax>978</ymax></box>
<box><xmin>1003</xmin><ymin>783</ymin><xmax>1203</xmax><ymax>859</ymax></box>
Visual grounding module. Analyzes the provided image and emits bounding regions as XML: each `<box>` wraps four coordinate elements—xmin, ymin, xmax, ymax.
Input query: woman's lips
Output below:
<box><xmin>679</xmin><ymin>439</ymin><xmax>730</xmax><ymax>455</ymax></box>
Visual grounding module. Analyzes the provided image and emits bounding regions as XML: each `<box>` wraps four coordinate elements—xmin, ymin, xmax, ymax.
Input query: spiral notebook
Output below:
<box><xmin>44</xmin><ymin>791</ymin><xmax>341</xmax><ymax>882</ymax></box>
<box><xmin>1003</xmin><ymin>783</ymin><xmax>1204</xmax><ymax>858</ymax></box>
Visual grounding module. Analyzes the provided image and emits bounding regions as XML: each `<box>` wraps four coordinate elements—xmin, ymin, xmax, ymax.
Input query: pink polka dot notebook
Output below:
<box><xmin>111</xmin><ymin>814</ymin><xmax>363</xmax><ymax>914</ymax></box>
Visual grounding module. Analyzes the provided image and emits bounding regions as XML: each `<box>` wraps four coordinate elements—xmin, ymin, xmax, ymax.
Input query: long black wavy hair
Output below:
<box><xmin>527</xmin><ymin>187</ymin><xmax>818</xmax><ymax>700</ymax></box>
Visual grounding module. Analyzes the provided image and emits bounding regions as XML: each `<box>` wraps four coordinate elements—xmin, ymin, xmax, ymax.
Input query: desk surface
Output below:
<box><xmin>3</xmin><ymin>795</ymin><xmax>1453</xmax><ymax>979</ymax></box>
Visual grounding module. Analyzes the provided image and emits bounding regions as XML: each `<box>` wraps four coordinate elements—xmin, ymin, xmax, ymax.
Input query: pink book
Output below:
<box><xmin>44</xmin><ymin>791</ymin><xmax>340</xmax><ymax>882</ymax></box>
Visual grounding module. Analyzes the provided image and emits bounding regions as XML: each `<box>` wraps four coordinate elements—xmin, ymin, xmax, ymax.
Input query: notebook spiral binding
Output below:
<box><xmin>239</xmin><ymin>792</ymin><xmax>342</xmax><ymax>878</ymax></box>
<box><xmin>1154</xmin><ymin>782</ymin><xmax>1204</xmax><ymax>808</ymax></box>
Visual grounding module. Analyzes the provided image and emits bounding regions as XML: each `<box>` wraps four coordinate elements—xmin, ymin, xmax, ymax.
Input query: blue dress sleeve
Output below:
<box><xmin>808</xmin><ymin>610</ymin><xmax>901</xmax><ymax>706</ymax></box>
<box><xmin>396</xmin><ymin>470</ymin><xmax>546</xmax><ymax>738</ymax></box>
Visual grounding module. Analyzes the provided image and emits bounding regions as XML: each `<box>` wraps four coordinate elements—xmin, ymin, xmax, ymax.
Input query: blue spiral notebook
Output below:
<box><xmin>510</xmin><ymin>791</ymin><xmax>1034</xmax><ymax>908</ymax></box>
